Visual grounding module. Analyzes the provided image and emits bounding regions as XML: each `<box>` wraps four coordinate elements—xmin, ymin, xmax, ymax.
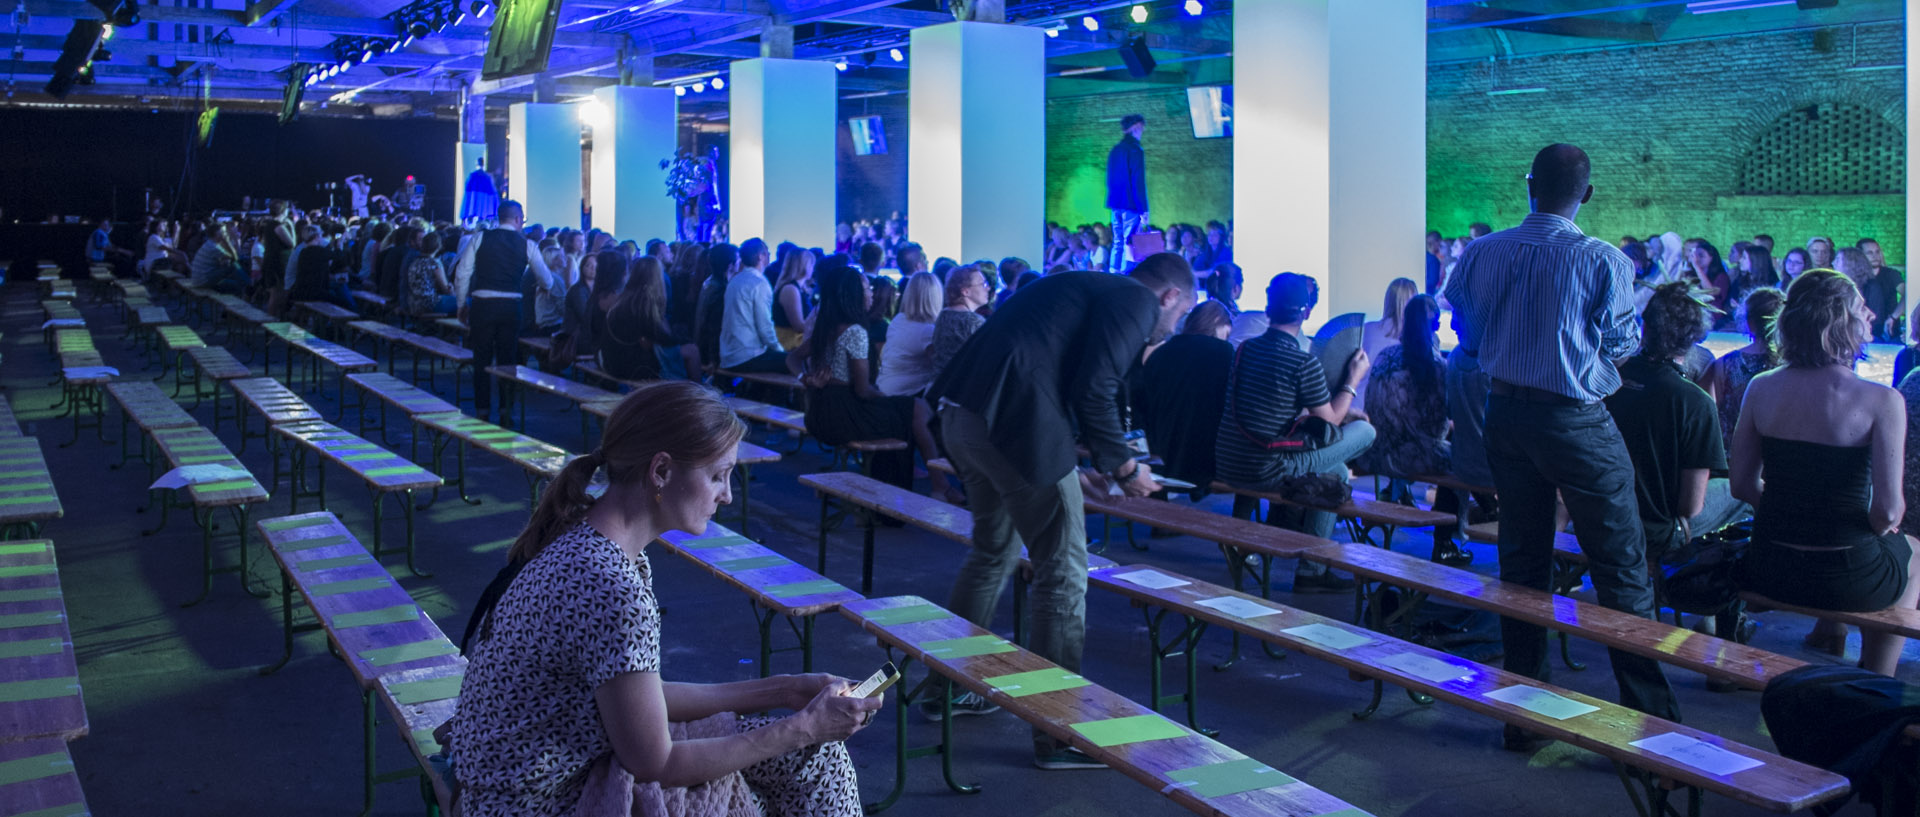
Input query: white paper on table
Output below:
<box><xmin>61</xmin><ymin>366</ymin><xmax>118</xmax><ymax>379</ymax></box>
<box><xmin>1484</xmin><ymin>684</ymin><xmax>1601</xmax><ymax>720</ymax></box>
<box><xmin>1111</xmin><ymin>570</ymin><xmax>1190</xmax><ymax>590</ymax></box>
<box><xmin>1378</xmin><ymin>651</ymin><xmax>1476</xmax><ymax>684</ymax></box>
<box><xmin>1194</xmin><ymin>596</ymin><xmax>1283</xmax><ymax>619</ymax></box>
<box><xmin>1279</xmin><ymin>622</ymin><xmax>1375</xmax><ymax>651</ymax></box>
<box><xmin>150</xmin><ymin>464</ymin><xmax>251</xmax><ymax>491</ymax></box>
<box><xmin>1629</xmin><ymin>732</ymin><xmax>1764</xmax><ymax>776</ymax></box>
<box><xmin>41</xmin><ymin>319</ymin><xmax>84</xmax><ymax>329</ymax></box>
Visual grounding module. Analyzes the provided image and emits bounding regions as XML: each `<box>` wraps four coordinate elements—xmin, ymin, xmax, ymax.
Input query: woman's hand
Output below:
<box><xmin>781</xmin><ymin>673</ymin><xmax>850</xmax><ymax>711</ymax></box>
<box><xmin>795</xmin><ymin>681</ymin><xmax>884</xmax><ymax>744</ymax></box>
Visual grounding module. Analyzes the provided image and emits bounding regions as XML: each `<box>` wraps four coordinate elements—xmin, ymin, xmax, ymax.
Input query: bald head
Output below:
<box><xmin>1528</xmin><ymin>143</ymin><xmax>1592</xmax><ymax>213</ymax></box>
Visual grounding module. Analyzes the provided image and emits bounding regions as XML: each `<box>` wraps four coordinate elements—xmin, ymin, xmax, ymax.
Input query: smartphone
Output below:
<box><xmin>848</xmin><ymin>661</ymin><xmax>902</xmax><ymax>698</ymax></box>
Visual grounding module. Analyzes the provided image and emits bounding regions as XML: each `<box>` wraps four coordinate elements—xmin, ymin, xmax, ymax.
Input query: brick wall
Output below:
<box><xmin>1045</xmin><ymin>87</ymin><xmax>1234</xmax><ymax>229</ymax></box>
<box><xmin>1428</xmin><ymin>22</ymin><xmax>1908</xmax><ymax>263</ymax></box>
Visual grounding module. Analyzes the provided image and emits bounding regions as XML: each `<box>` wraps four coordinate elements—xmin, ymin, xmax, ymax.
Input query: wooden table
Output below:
<box><xmin>0</xmin><ymin>541</ymin><xmax>87</xmax><ymax>744</ymax></box>
<box><xmin>145</xmin><ymin>425</ymin><xmax>270</xmax><ymax>606</ymax></box>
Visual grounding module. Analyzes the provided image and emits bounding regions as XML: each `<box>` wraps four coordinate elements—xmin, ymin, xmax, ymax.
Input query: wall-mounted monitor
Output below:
<box><xmin>482</xmin><ymin>0</ymin><xmax>561</xmax><ymax>81</ymax></box>
<box><xmin>849</xmin><ymin>116</ymin><xmax>888</xmax><ymax>156</ymax></box>
<box><xmin>1187</xmin><ymin>85</ymin><xmax>1232</xmax><ymax>139</ymax></box>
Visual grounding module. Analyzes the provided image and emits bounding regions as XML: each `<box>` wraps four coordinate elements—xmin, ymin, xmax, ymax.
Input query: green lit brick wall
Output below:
<box><xmin>1428</xmin><ymin>22</ymin><xmax>1908</xmax><ymax>265</ymax></box>
<box><xmin>1045</xmin><ymin>88</ymin><xmax>1233</xmax><ymax>229</ymax></box>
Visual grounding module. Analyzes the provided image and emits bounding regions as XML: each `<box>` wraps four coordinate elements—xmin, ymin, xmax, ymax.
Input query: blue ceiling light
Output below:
<box><xmin>674</xmin><ymin>84</ymin><xmax>687</xmax><ymax>96</ymax></box>
<box><xmin>1129</xmin><ymin>4</ymin><xmax>1147</xmax><ymax>23</ymax></box>
<box><xmin>712</xmin><ymin>76</ymin><xmax>725</xmax><ymax>90</ymax></box>
<box><xmin>1081</xmin><ymin>15</ymin><xmax>1099</xmax><ymax>31</ymax></box>
<box><xmin>1183</xmin><ymin>0</ymin><xmax>1202</xmax><ymax>16</ymax></box>
<box><xmin>835</xmin><ymin>59</ymin><xmax>848</xmax><ymax>71</ymax></box>
<box><xmin>888</xmin><ymin>47</ymin><xmax>903</xmax><ymax>62</ymax></box>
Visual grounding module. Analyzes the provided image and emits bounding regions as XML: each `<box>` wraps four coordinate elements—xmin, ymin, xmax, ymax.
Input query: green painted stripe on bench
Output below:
<box><xmin>1164</xmin><ymin>758</ymin><xmax>1297</xmax><ymax>799</ymax></box>
<box><xmin>0</xmin><ymin>542</ymin><xmax>49</xmax><ymax>555</ymax></box>
<box><xmin>0</xmin><ymin>495</ymin><xmax>54</xmax><ymax>506</ymax></box>
<box><xmin>391</xmin><ymin>675</ymin><xmax>463</xmax><ymax>705</ymax></box>
<box><xmin>764</xmin><ymin>579</ymin><xmax>847</xmax><ymax>599</ymax></box>
<box><xmin>365</xmin><ymin>466</ymin><xmax>429</xmax><ymax>478</ymax></box>
<box><xmin>296</xmin><ymin>554</ymin><xmax>371</xmax><ymax>571</ymax></box>
<box><xmin>865</xmin><ymin>604</ymin><xmax>953</xmax><ymax>626</ymax></box>
<box><xmin>919</xmin><ymin>634</ymin><xmax>1015</xmax><ymax>659</ymax></box>
<box><xmin>983</xmin><ymin>668</ymin><xmax>1089</xmax><ymax>698</ymax></box>
<box><xmin>164</xmin><ymin>442</ymin><xmax>225</xmax><ymax>451</ymax></box>
<box><xmin>340</xmin><ymin>453</ymin><xmax>390</xmax><ymax>462</ymax></box>
<box><xmin>281</xmin><ymin>534</ymin><xmax>354</xmax><ymax>552</ymax></box>
<box><xmin>177</xmin><ymin>455</ymin><xmax>231</xmax><ymax>464</ymax></box>
<box><xmin>1070</xmin><ymin>714</ymin><xmax>1186</xmax><ymax>747</ymax></box>
<box><xmin>0</xmin><ymin>586</ymin><xmax>61</xmax><ymax>603</ymax></box>
<box><xmin>261</xmin><ymin>516</ymin><xmax>330</xmax><ymax>532</ymax></box>
<box><xmin>308</xmin><ymin>577</ymin><xmax>391</xmax><ymax>597</ymax></box>
<box><xmin>192</xmin><ymin>479</ymin><xmax>257</xmax><ymax>493</ymax></box>
<box><xmin>0</xmin><ymin>469</ymin><xmax>45</xmax><ymax>479</ymax></box>
<box><xmin>714</xmin><ymin>555</ymin><xmax>789</xmax><ymax>572</ymax></box>
<box><xmin>471</xmin><ymin>431</ymin><xmax>518</xmax><ymax>440</ymax></box>
<box><xmin>0</xmin><ymin>675</ymin><xmax>80</xmax><ymax>703</ymax></box>
<box><xmin>0</xmin><ymin>458</ymin><xmax>41</xmax><ymax>466</ymax></box>
<box><xmin>334</xmin><ymin>604</ymin><xmax>419</xmax><ymax>629</ymax></box>
<box><xmin>0</xmin><ymin>752</ymin><xmax>74</xmax><ymax>786</ymax></box>
<box><xmin>0</xmin><ymin>638</ymin><xmax>64</xmax><ymax>659</ymax></box>
<box><xmin>679</xmin><ymin>534</ymin><xmax>754</xmax><ymax>550</ymax></box>
<box><xmin>0</xmin><ymin>564</ymin><xmax>57</xmax><ymax>578</ymax></box>
<box><xmin>0</xmin><ymin>480</ymin><xmax>52</xmax><ymax>492</ymax></box>
<box><xmin>360</xmin><ymin>640</ymin><xmax>459</xmax><ymax>667</ymax></box>
<box><xmin>411</xmin><ymin>727</ymin><xmax>444</xmax><ymax>756</ymax></box>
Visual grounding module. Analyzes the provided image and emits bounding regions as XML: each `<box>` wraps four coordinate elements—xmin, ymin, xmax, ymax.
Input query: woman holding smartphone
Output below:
<box><xmin>449</xmin><ymin>381</ymin><xmax>880</xmax><ymax>816</ymax></box>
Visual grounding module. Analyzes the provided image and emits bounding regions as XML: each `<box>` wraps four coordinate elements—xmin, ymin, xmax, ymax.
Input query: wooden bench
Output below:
<box><xmin>0</xmin><ymin>739</ymin><xmax>91</xmax><ymax>814</ymax></box>
<box><xmin>294</xmin><ymin>300</ymin><xmax>360</xmax><ymax>339</ymax></box>
<box><xmin>1208</xmin><ymin>482</ymin><xmax>1456</xmax><ymax>552</ymax></box>
<box><xmin>840</xmin><ymin>595</ymin><xmax>1371</xmax><ymax>816</ymax></box>
<box><xmin>0</xmin><ymin>540</ymin><xmax>88</xmax><ymax>743</ymax></box>
<box><xmin>0</xmin><ymin>437</ymin><xmax>64</xmax><ymax>540</ymax></box>
<box><xmin>51</xmin><ymin>330</ymin><xmax>111</xmax><ymax>449</ymax></box>
<box><xmin>0</xmin><ymin>393</ymin><xmax>23</xmax><ymax>438</ymax></box>
<box><xmin>372</xmin><ymin>663</ymin><xmax>462</xmax><ymax>817</ymax></box>
<box><xmin>411</xmin><ymin>412</ymin><xmax>574</xmax><ymax>509</ymax></box>
<box><xmin>1462</xmin><ymin>520</ymin><xmax>1590</xmax><ymax>595</ymax></box>
<box><xmin>345</xmin><ymin>373</ymin><xmax>458</xmax><ymax>456</ymax></box>
<box><xmin>723</xmin><ymin>395</ymin><xmax>904</xmax><ymax>470</ymax></box>
<box><xmin>1303</xmin><ymin>541</ymin><xmax>1807</xmax><ymax>692</ymax></box>
<box><xmin>573</xmin><ymin>361</ymin><xmax>648</xmax><ymax>393</ymax></box>
<box><xmin>292</xmin><ymin>338</ymin><xmax>380</xmax><ymax>411</ymax></box>
<box><xmin>210</xmin><ymin>295</ymin><xmax>274</xmax><ymax>359</ymax></box>
<box><xmin>430</xmin><ymin>317</ymin><xmax>467</xmax><ymax>343</ymax></box>
<box><xmin>483</xmin><ymin>364</ymin><xmax>617</xmax><ymax>442</ymax></box>
<box><xmin>1739</xmin><ymin>590</ymin><xmax>1920</xmax><ymax>641</ymax></box>
<box><xmin>103</xmin><ymin>380</ymin><xmax>199</xmax><ymax>471</ymax></box>
<box><xmin>348</xmin><ymin>289</ymin><xmax>391</xmax><ymax>319</ymax></box>
<box><xmin>343</xmin><ymin>319</ymin><xmax>411</xmax><ymax>375</ymax></box>
<box><xmin>143</xmin><ymin>425</ymin><xmax>271</xmax><ymax>605</ymax></box>
<box><xmin>153</xmin><ymin>324</ymin><xmax>207</xmax><ymax>398</ymax></box>
<box><xmin>226</xmin><ymin>376</ymin><xmax>323</xmax><ymax>456</ymax></box>
<box><xmin>127</xmin><ymin>305</ymin><xmax>171</xmax><ymax>355</ymax></box>
<box><xmin>716</xmin><ymin>368</ymin><xmax>807</xmax><ymax>406</ymax></box>
<box><xmin>390</xmin><ymin>332</ymin><xmax>472</xmax><ymax>405</ymax></box>
<box><xmin>659</xmin><ymin>522</ymin><xmax>865</xmax><ymax>677</ymax></box>
<box><xmin>254</xmin><ymin>511</ymin><xmax>465</xmax><ymax>813</ymax></box>
<box><xmin>1083</xmin><ymin>564</ymin><xmax>1850</xmax><ymax>816</ymax></box>
<box><xmin>272</xmin><ymin>421</ymin><xmax>444</xmax><ymax>577</ymax></box>
<box><xmin>184</xmin><ymin>345</ymin><xmax>254</xmax><ymax>420</ymax></box>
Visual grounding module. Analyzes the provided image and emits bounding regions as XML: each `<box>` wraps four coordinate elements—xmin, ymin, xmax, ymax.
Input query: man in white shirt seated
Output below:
<box><xmin>720</xmin><ymin>237</ymin><xmax>789</xmax><ymax>374</ymax></box>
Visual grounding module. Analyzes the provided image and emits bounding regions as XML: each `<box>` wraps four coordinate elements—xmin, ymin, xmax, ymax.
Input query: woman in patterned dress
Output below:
<box><xmin>449</xmin><ymin>381</ymin><xmax>879</xmax><ymax>817</ymax></box>
<box><xmin>1355</xmin><ymin>295</ymin><xmax>1471</xmax><ymax>566</ymax></box>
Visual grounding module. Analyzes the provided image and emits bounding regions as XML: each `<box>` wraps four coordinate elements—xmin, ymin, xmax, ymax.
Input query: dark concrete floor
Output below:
<box><xmin>9</xmin><ymin>284</ymin><xmax>1892</xmax><ymax>816</ymax></box>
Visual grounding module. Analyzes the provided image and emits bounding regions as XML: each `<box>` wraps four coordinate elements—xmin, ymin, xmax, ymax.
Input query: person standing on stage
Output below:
<box><xmin>452</xmin><ymin>200</ymin><xmax>559</xmax><ymax>425</ymax></box>
<box><xmin>346</xmin><ymin>174</ymin><xmax>371</xmax><ymax>219</ymax></box>
<box><xmin>462</xmin><ymin>158</ymin><xmax>499</xmax><ymax>224</ymax></box>
<box><xmin>929</xmin><ymin>254</ymin><xmax>1195</xmax><ymax>769</ymax></box>
<box><xmin>1105</xmin><ymin>114</ymin><xmax>1148</xmax><ymax>273</ymax></box>
<box><xmin>1444</xmin><ymin>144</ymin><xmax>1679</xmax><ymax>738</ymax></box>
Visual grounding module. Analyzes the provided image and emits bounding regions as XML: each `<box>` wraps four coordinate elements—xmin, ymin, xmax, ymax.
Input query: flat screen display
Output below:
<box><xmin>849</xmin><ymin>116</ymin><xmax>888</xmax><ymax>156</ymax></box>
<box><xmin>482</xmin><ymin>0</ymin><xmax>561</xmax><ymax>81</ymax></box>
<box><xmin>1187</xmin><ymin>85</ymin><xmax>1232</xmax><ymax>139</ymax></box>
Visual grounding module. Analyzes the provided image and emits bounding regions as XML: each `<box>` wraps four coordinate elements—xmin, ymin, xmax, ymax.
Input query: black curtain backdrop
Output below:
<box><xmin>0</xmin><ymin>108</ymin><xmax>459</xmax><ymax>224</ymax></box>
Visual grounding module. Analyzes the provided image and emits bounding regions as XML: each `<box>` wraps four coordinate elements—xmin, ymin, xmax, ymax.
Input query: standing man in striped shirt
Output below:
<box><xmin>1444</xmin><ymin>144</ymin><xmax>1679</xmax><ymax>739</ymax></box>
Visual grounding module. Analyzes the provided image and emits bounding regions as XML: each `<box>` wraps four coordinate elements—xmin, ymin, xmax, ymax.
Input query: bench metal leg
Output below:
<box><xmin>1144</xmin><ymin>608</ymin><xmax>1214</xmax><ymax>735</ymax></box>
<box><xmin>734</xmin><ymin>464</ymin><xmax>756</xmax><ymax>540</ymax></box>
<box><xmin>752</xmin><ymin>603</ymin><xmax>817</xmax><ymax>679</ymax></box>
<box><xmin>861</xmin><ymin>511</ymin><xmax>876</xmax><ymax>596</ymax></box>
<box><xmin>1616</xmin><ymin>763</ymin><xmax>1701</xmax><ymax>817</ymax></box>
<box><xmin>816</xmin><ymin>495</ymin><xmax>830</xmax><ymax>575</ymax></box>
<box><xmin>867</xmin><ymin>654</ymin><xmax>979</xmax><ymax>814</ymax></box>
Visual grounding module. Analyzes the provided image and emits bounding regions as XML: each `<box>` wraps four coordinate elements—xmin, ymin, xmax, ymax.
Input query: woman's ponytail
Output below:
<box><xmin>507</xmin><ymin>450</ymin><xmax>604</xmax><ymax>563</ymax></box>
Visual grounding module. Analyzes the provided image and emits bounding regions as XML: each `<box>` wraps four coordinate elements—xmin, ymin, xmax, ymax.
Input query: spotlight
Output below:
<box><xmin>888</xmin><ymin>47</ymin><xmax>903</xmax><ymax>62</ymax></box>
<box><xmin>674</xmin><ymin>85</ymin><xmax>686</xmax><ymax>97</ymax></box>
<box><xmin>100</xmin><ymin>23</ymin><xmax>112</xmax><ymax>40</ymax></box>
<box><xmin>471</xmin><ymin>0</ymin><xmax>490</xmax><ymax>16</ymax></box>
<box><xmin>691</xmin><ymin>81</ymin><xmax>705</xmax><ymax>92</ymax></box>
<box><xmin>399</xmin><ymin>32</ymin><xmax>415</xmax><ymax>47</ymax></box>
<box><xmin>431</xmin><ymin>12</ymin><xmax>447</xmax><ymax>30</ymax></box>
<box><xmin>577</xmin><ymin>98</ymin><xmax>608</xmax><ymax>127</ymax></box>
<box><xmin>861</xmin><ymin>50</ymin><xmax>875</xmax><ymax>67</ymax></box>
<box><xmin>834</xmin><ymin>59</ymin><xmax>848</xmax><ymax>71</ymax></box>
<box><xmin>451</xmin><ymin>6</ymin><xmax>466</xmax><ymax>24</ymax></box>
<box><xmin>1081</xmin><ymin>15</ymin><xmax>1098</xmax><ymax>30</ymax></box>
<box><xmin>408</xmin><ymin>20</ymin><xmax>429</xmax><ymax>37</ymax></box>
<box><xmin>1182</xmin><ymin>0</ymin><xmax>1202</xmax><ymax>15</ymax></box>
<box><xmin>361</xmin><ymin>47</ymin><xmax>373</xmax><ymax>61</ymax></box>
<box><xmin>711</xmin><ymin>76</ymin><xmax>724</xmax><ymax>90</ymax></box>
<box><xmin>1129</xmin><ymin>4</ymin><xmax>1146</xmax><ymax>23</ymax></box>
<box><xmin>1045</xmin><ymin>26</ymin><xmax>1059</xmax><ymax>37</ymax></box>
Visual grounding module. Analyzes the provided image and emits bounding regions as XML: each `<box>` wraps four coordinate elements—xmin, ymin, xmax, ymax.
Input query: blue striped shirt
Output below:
<box><xmin>1442</xmin><ymin>212</ymin><xmax>1640</xmax><ymax>403</ymax></box>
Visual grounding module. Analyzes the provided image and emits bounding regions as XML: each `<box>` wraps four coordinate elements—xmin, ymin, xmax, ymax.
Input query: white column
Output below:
<box><xmin>590</xmin><ymin>85</ymin><xmax>679</xmax><ymax>243</ymax></box>
<box><xmin>508</xmin><ymin>102</ymin><xmax>583</xmax><ymax>230</ymax></box>
<box><xmin>907</xmin><ymin>21</ymin><xmax>1045</xmax><ymax>264</ymax></box>
<box><xmin>729</xmin><ymin>58</ymin><xmax>838</xmax><ymax>247</ymax></box>
<box><xmin>1234</xmin><ymin>0</ymin><xmax>1424</xmax><ymax>324</ymax></box>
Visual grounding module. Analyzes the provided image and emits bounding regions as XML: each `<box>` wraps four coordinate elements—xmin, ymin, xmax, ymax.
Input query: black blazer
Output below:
<box><xmin>930</xmin><ymin>272</ymin><xmax>1159</xmax><ymax>485</ymax></box>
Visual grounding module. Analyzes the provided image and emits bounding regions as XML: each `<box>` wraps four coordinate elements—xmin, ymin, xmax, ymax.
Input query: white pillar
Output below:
<box><xmin>508</xmin><ymin>102</ymin><xmax>583</xmax><ymax>230</ymax></box>
<box><xmin>590</xmin><ymin>85</ymin><xmax>679</xmax><ymax>243</ymax></box>
<box><xmin>1233</xmin><ymin>0</ymin><xmax>1424</xmax><ymax>324</ymax></box>
<box><xmin>729</xmin><ymin>58</ymin><xmax>838</xmax><ymax>247</ymax></box>
<box><xmin>907</xmin><ymin>22</ymin><xmax>1045</xmax><ymax>265</ymax></box>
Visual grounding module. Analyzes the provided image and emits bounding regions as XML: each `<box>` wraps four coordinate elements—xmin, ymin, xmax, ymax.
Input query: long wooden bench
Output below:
<box><xmin>483</xmin><ymin>364</ymin><xmax>617</xmax><ymax>441</ymax></box>
<box><xmin>840</xmin><ymin>595</ymin><xmax>1371</xmax><ymax>816</ymax></box>
<box><xmin>348</xmin><ymin>289</ymin><xmax>391</xmax><ymax>319</ymax></box>
<box><xmin>1084</xmin><ymin>564</ymin><xmax>1850</xmax><ymax>816</ymax></box>
<box><xmin>0</xmin><ymin>394</ymin><xmax>22</xmax><ymax>438</ymax></box>
<box><xmin>103</xmin><ymin>380</ymin><xmax>199</xmax><ymax>470</ymax></box>
<box><xmin>1739</xmin><ymin>590</ymin><xmax>1920</xmax><ymax>641</ymax></box>
<box><xmin>343</xmin><ymin>319</ymin><xmax>411</xmax><ymax>374</ymax></box>
<box><xmin>143</xmin><ymin>425</ymin><xmax>271</xmax><ymax>606</ymax></box>
<box><xmin>659</xmin><ymin>522</ymin><xmax>865</xmax><ymax>677</ymax></box>
<box><xmin>294</xmin><ymin>300</ymin><xmax>360</xmax><ymax>339</ymax></box>
<box><xmin>128</xmin><ymin>304</ymin><xmax>170</xmax><ymax>353</ymax></box>
<box><xmin>723</xmin><ymin>395</ymin><xmax>906</xmax><ymax>471</ymax></box>
<box><xmin>52</xmin><ymin>329</ymin><xmax>110</xmax><ymax>448</ymax></box>
<box><xmin>0</xmin><ymin>739</ymin><xmax>91</xmax><ymax>814</ymax></box>
<box><xmin>261</xmin><ymin>322</ymin><xmax>379</xmax><ymax>406</ymax></box>
<box><xmin>371</xmin><ymin>663</ymin><xmax>461</xmax><ymax>817</ymax></box>
<box><xmin>255</xmin><ymin>511</ymin><xmax>465</xmax><ymax>813</ymax></box>
<box><xmin>1461</xmin><ymin>520</ymin><xmax>1590</xmax><ymax>596</ymax></box>
<box><xmin>1208</xmin><ymin>481</ymin><xmax>1456</xmax><ymax>552</ymax></box>
<box><xmin>152</xmin><ymin>324</ymin><xmax>206</xmax><ymax>398</ymax></box>
<box><xmin>209</xmin><ymin>295</ymin><xmax>275</xmax><ymax>358</ymax></box>
<box><xmin>389</xmin><ymin>332</ymin><xmax>472</xmax><ymax>404</ymax></box>
<box><xmin>226</xmin><ymin>376</ymin><xmax>322</xmax><ymax>456</ymax></box>
<box><xmin>345</xmin><ymin>373</ymin><xmax>458</xmax><ymax>456</ymax></box>
<box><xmin>412</xmin><ymin>412</ymin><xmax>574</xmax><ymax>508</ymax></box>
<box><xmin>272</xmin><ymin>421</ymin><xmax>444</xmax><ymax>577</ymax></box>
<box><xmin>184</xmin><ymin>345</ymin><xmax>254</xmax><ymax>419</ymax></box>
<box><xmin>0</xmin><ymin>540</ymin><xmax>88</xmax><ymax>743</ymax></box>
<box><xmin>0</xmin><ymin>437</ymin><xmax>64</xmax><ymax>540</ymax></box>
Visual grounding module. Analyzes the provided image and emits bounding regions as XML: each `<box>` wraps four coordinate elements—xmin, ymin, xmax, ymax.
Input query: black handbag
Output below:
<box><xmin>1660</xmin><ymin>522</ymin><xmax>1749</xmax><ymax>616</ymax></box>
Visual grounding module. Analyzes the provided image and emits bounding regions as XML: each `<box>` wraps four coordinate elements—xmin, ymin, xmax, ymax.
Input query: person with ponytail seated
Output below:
<box><xmin>1732</xmin><ymin>271</ymin><xmax>1920</xmax><ymax>676</ymax></box>
<box><xmin>1354</xmin><ymin>294</ymin><xmax>1471</xmax><ymax>565</ymax></box>
<box><xmin>450</xmin><ymin>382</ymin><xmax>879</xmax><ymax>816</ymax></box>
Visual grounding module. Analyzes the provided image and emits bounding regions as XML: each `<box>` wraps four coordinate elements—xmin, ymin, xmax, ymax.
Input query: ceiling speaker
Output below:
<box><xmin>1118</xmin><ymin>37</ymin><xmax>1155</xmax><ymax>78</ymax></box>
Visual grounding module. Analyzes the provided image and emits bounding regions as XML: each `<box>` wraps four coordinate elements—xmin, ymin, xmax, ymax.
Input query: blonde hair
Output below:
<box><xmin>1381</xmin><ymin>278</ymin><xmax>1418</xmax><ymax>339</ymax></box>
<box><xmin>900</xmin><ymin>272</ymin><xmax>941</xmax><ymax>323</ymax></box>
<box><xmin>774</xmin><ymin>249</ymin><xmax>815</xmax><ymax>291</ymax></box>
<box><xmin>1776</xmin><ymin>270</ymin><xmax>1868</xmax><ymax>370</ymax></box>
<box><xmin>507</xmin><ymin>381</ymin><xmax>745</xmax><ymax>562</ymax></box>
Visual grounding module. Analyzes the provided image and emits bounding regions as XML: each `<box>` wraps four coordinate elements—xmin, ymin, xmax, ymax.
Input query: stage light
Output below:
<box><xmin>711</xmin><ymin>76</ymin><xmax>724</xmax><ymax>90</ymax></box>
<box><xmin>1182</xmin><ymin>0</ymin><xmax>1202</xmax><ymax>15</ymax></box>
<box><xmin>1129</xmin><ymin>4</ymin><xmax>1146</xmax><ymax>23</ymax></box>
<box><xmin>399</xmin><ymin>32</ymin><xmax>415</xmax><ymax>47</ymax></box>
<box><xmin>691</xmin><ymin>81</ymin><xmax>706</xmax><ymax>92</ymax></box>
<box><xmin>577</xmin><ymin>98</ymin><xmax>608</xmax><ymax>127</ymax></box>
<box><xmin>1045</xmin><ymin>27</ymin><xmax>1058</xmax><ymax>37</ymax></box>
<box><xmin>472</xmin><ymin>0</ymin><xmax>490</xmax><ymax>16</ymax></box>
<box><xmin>888</xmin><ymin>47</ymin><xmax>903</xmax><ymax>62</ymax></box>
<box><xmin>835</xmin><ymin>59</ymin><xmax>848</xmax><ymax>71</ymax></box>
<box><xmin>1081</xmin><ymin>15</ymin><xmax>1098</xmax><ymax>31</ymax></box>
<box><xmin>100</xmin><ymin>24</ymin><xmax>112</xmax><ymax>40</ymax></box>
<box><xmin>361</xmin><ymin>47</ymin><xmax>373</xmax><ymax>61</ymax></box>
<box><xmin>674</xmin><ymin>85</ymin><xmax>686</xmax><ymax>97</ymax></box>
<box><xmin>409</xmin><ymin>20</ymin><xmax>429</xmax><ymax>37</ymax></box>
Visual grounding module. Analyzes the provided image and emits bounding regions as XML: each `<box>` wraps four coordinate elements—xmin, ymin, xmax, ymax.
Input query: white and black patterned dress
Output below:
<box><xmin>450</xmin><ymin>521</ymin><xmax>862</xmax><ymax>817</ymax></box>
